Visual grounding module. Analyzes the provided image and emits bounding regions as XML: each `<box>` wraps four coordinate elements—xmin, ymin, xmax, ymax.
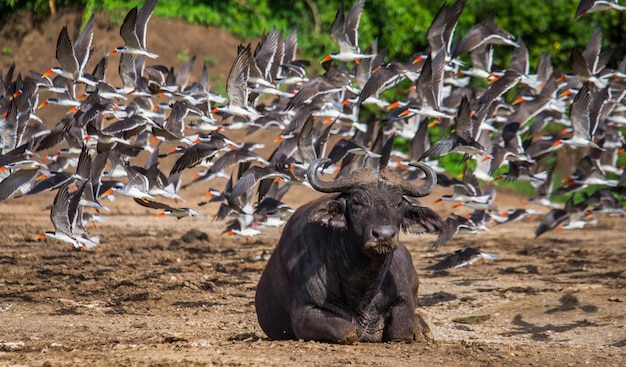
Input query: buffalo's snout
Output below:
<box><xmin>371</xmin><ymin>225</ymin><xmax>397</xmax><ymax>241</ymax></box>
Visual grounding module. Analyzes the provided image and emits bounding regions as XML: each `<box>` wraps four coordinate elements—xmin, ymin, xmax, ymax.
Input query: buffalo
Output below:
<box><xmin>255</xmin><ymin>158</ymin><xmax>444</xmax><ymax>343</ymax></box>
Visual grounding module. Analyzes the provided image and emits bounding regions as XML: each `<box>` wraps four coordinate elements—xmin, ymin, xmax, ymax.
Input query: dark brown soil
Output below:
<box><xmin>1</xmin><ymin>8</ymin><xmax>625</xmax><ymax>367</ymax></box>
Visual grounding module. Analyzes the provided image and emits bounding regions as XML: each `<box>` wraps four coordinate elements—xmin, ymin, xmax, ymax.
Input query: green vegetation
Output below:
<box><xmin>177</xmin><ymin>48</ymin><xmax>191</xmax><ymax>62</ymax></box>
<box><xmin>452</xmin><ymin>314</ymin><xmax>491</xmax><ymax>324</ymax></box>
<box><xmin>204</xmin><ymin>55</ymin><xmax>218</xmax><ymax>68</ymax></box>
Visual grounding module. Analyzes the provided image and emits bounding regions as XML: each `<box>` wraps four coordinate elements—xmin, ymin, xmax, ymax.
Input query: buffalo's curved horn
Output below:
<box><xmin>307</xmin><ymin>158</ymin><xmax>356</xmax><ymax>193</ymax></box>
<box><xmin>401</xmin><ymin>162</ymin><xmax>437</xmax><ymax>197</ymax></box>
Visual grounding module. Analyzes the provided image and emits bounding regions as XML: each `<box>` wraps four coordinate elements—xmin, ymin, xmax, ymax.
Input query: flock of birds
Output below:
<box><xmin>2</xmin><ymin>0</ymin><xmax>626</xmax><ymax>270</ymax></box>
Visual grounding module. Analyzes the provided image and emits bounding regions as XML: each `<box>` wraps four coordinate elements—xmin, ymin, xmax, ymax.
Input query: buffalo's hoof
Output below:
<box><xmin>414</xmin><ymin>313</ymin><xmax>434</xmax><ymax>342</ymax></box>
<box><xmin>337</xmin><ymin>330</ymin><xmax>358</xmax><ymax>344</ymax></box>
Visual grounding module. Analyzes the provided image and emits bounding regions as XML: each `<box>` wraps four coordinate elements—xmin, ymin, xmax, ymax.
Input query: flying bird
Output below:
<box><xmin>426</xmin><ymin>248</ymin><xmax>498</xmax><ymax>271</ymax></box>
<box><xmin>110</xmin><ymin>0</ymin><xmax>159</xmax><ymax>58</ymax></box>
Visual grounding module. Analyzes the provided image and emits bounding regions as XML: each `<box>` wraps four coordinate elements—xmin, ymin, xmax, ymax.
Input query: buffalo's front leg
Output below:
<box><xmin>291</xmin><ymin>305</ymin><xmax>357</xmax><ymax>344</ymax></box>
<box><xmin>383</xmin><ymin>296</ymin><xmax>417</xmax><ymax>341</ymax></box>
<box><xmin>384</xmin><ymin>296</ymin><xmax>433</xmax><ymax>342</ymax></box>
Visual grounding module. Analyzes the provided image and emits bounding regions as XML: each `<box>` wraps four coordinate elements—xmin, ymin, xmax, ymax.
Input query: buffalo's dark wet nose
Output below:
<box><xmin>371</xmin><ymin>225</ymin><xmax>397</xmax><ymax>241</ymax></box>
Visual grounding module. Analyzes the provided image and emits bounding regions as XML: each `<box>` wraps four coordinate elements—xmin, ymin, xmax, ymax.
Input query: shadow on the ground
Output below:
<box><xmin>419</xmin><ymin>291</ymin><xmax>457</xmax><ymax>307</ymax></box>
<box><xmin>544</xmin><ymin>292</ymin><xmax>599</xmax><ymax>314</ymax></box>
<box><xmin>501</xmin><ymin>314</ymin><xmax>604</xmax><ymax>341</ymax></box>
<box><xmin>611</xmin><ymin>338</ymin><xmax>626</xmax><ymax>347</ymax></box>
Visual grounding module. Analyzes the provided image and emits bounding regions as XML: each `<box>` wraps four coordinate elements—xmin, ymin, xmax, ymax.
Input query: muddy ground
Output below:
<box><xmin>1</xmin><ymin>7</ymin><xmax>625</xmax><ymax>367</ymax></box>
<box><xmin>1</xmin><ymin>184</ymin><xmax>625</xmax><ymax>366</ymax></box>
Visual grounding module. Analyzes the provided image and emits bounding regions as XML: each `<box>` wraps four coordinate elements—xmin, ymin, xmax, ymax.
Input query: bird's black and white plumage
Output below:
<box><xmin>40</xmin><ymin>180</ymin><xmax>99</xmax><ymax>250</ymax></box>
<box><xmin>133</xmin><ymin>197</ymin><xmax>202</xmax><ymax>219</ymax></box>
<box><xmin>426</xmin><ymin>248</ymin><xmax>498</xmax><ymax>271</ymax></box>
<box><xmin>575</xmin><ymin>0</ymin><xmax>626</xmax><ymax>19</ymax></box>
<box><xmin>322</xmin><ymin>0</ymin><xmax>372</xmax><ymax>63</ymax></box>
<box><xmin>44</xmin><ymin>14</ymin><xmax>96</xmax><ymax>86</ymax></box>
<box><xmin>111</xmin><ymin>0</ymin><xmax>159</xmax><ymax>58</ymax></box>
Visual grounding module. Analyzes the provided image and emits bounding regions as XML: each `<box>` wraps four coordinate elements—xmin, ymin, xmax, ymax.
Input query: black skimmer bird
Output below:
<box><xmin>23</xmin><ymin>170</ymin><xmax>73</xmax><ymax>196</ymax></box>
<box><xmin>39</xmin><ymin>180</ymin><xmax>99</xmax><ymax>250</ymax></box>
<box><xmin>181</xmin><ymin>144</ymin><xmax>268</xmax><ymax>189</ymax></box>
<box><xmin>133</xmin><ymin>197</ymin><xmax>202</xmax><ymax>219</ymax></box>
<box><xmin>570</xmin><ymin>26</ymin><xmax>612</xmax><ymax>88</ymax></box>
<box><xmin>556</xmin><ymin>82</ymin><xmax>602</xmax><ymax>149</ymax></box>
<box><xmin>575</xmin><ymin>0</ymin><xmax>626</xmax><ymax>18</ymax></box>
<box><xmin>419</xmin><ymin>96</ymin><xmax>486</xmax><ymax>161</ymax></box>
<box><xmin>426</xmin><ymin>247</ymin><xmax>498</xmax><ymax>271</ymax></box>
<box><xmin>508</xmin><ymin>71</ymin><xmax>565</xmax><ymax>125</ymax></box>
<box><xmin>326</xmin><ymin>138</ymin><xmax>381</xmax><ymax>166</ymax></box>
<box><xmin>212</xmin><ymin>43</ymin><xmax>259</xmax><ymax>121</ymax></box>
<box><xmin>525</xmin><ymin>162</ymin><xmax>560</xmax><ymax>208</ymax></box>
<box><xmin>559</xmin><ymin>197</ymin><xmax>598</xmax><ymax>231</ymax></box>
<box><xmin>0</xmin><ymin>164</ymin><xmax>44</xmax><ymax>201</ymax></box>
<box><xmin>273</xmin><ymin>28</ymin><xmax>310</xmax><ymax>87</ymax></box>
<box><xmin>150</xmin><ymin>101</ymin><xmax>195</xmax><ymax>144</ymax></box>
<box><xmin>477</xmin><ymin>69</ymin><xmax>522</xmax><ymax>108</ymax></box>
<box><xmin>534</xmin><ymin>196</ymin><xmax>596</xmax><ymax>237</ymax></box>
<box><xmin>169</xmin><ymin>133</ymin><xmax>237</xmax><ymax>175</ymax></box>
<box><xmin>488</xmin><ymin>122</ymin><xmax>534</xmax><ymax>175</ymax></box>
<box><xmin>99</xmin><ymin>114</ymin><xmax>153</xmax><ymax>142</ymax></box>
<box><xmin>583</xmin><ymin>187</ymin><xmax>626</xmax><ymax>216</ymax></box>
<box><xmin>400</xmin><ymin>47</ymin><xmax>452</xmax><ymax>120</ymax></box>
<box><xmin>114</xmin><ymin>53</ymin><xmax>139</xmax><ymax>95</ymax></box>
<box><xmin>284</xmin><ymin>64</ymin><xmax>349</xmax><ymax>111</ymax></box>
<box><xmin>102</xmin><ymin>161</ymin><xmax>154</xmax><ymax>200</ymax></box>
<box><xmin>110</xmin><ymin>0</ymin><xmax>159</xmax><ymax>59</ymax></box>
<box><xmin>432</xmin><ymin>213</ymin><xmax>481</xmax><ymax>248</ymax></box>
<box><xmin>43</xmin><ymin>14</ymin><xmax>96</xmax><ymax>86</ymax></box>
<box><xmin>426</xmin><ymin>0</ymin><xmax>465</xmax><ymax>55</ymax></box>
<box><xmin>356</xmin><ymin>61</ymin><xmax>410</xmax><ymax>107</ymax></box>
<box><xmin>564</xmin><ymin>152</ymin><xmax>618</xmax><ymax>189</ymax></box>
<box><xmin>351</xmin><ymin>39</ymin><xmax>385</xmax><ymax>90</ymax></box>
<box><xmin>434</xmin><ymin>165</ymin><xmax>492</xmax><ymax>207</ymax></box>
<box><xmin>36</xmin><ymin>76</ymin><xmax>80</xmax><ymax>110</ymax></box>
<box><xmin>452</xmin><ymin>15</ymin><xmax>518</xmax><ymax>58</ymax></box>
<box><xmin>457</xmin><ymin>43</ymin><xmax>496</xmax><ymax>80</ymax></box>
<box><xmin>228</xmin><ymin>165</ymin><xmax>290</xmax><ymax>203</ymax></box>
<box><xmin>322</xmin><ymin>0</ymin><xmax>373</xmax><ymax>63</ymax></box>
<box><xmin>222</xmin><ymin>217</ymin><xmax>263</xmax><ymax>241</ymax></box>
<box><xmin>249</xmin><ymin>25</ymin><xmax>281</xmax><ymax>89</ymax></box>
<box><xmin>493</xmin><ymin>208</ymin><xmax>543</xmax><ymax>225</ymax></box>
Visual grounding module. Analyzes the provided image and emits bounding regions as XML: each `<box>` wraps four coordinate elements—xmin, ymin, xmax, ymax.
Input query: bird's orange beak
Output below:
<box><xmin>559</xmin><ymin>89</ymin><xmax>572</xmax><ymax>98</ymax></box>
<box><xmin>412</xmin><ymin>55</ymin><xmax>424</xmax><ymax>64</ymax></box>
<box><xmin>387</xmin><ymin>101</ymin><xmax>400</xmax><ymax>111</ymax></box>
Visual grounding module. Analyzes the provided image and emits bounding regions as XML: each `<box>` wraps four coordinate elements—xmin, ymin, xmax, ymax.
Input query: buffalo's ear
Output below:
<box><xmin>402</xmin><ymin>205</ymin><xmax>445</xmax><ymax>234</ymax></box>
<box><xmin>308</xmin><ymin>198</ymin><xmax>347</xmax><ymax>228</ymax></box>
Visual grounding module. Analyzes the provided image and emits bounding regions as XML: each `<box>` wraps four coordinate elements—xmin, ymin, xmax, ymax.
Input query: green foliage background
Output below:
<box><xmin>2</xmin><ymin>0</ymin><xmax>625</xmax><ymax>72</ymax></box>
